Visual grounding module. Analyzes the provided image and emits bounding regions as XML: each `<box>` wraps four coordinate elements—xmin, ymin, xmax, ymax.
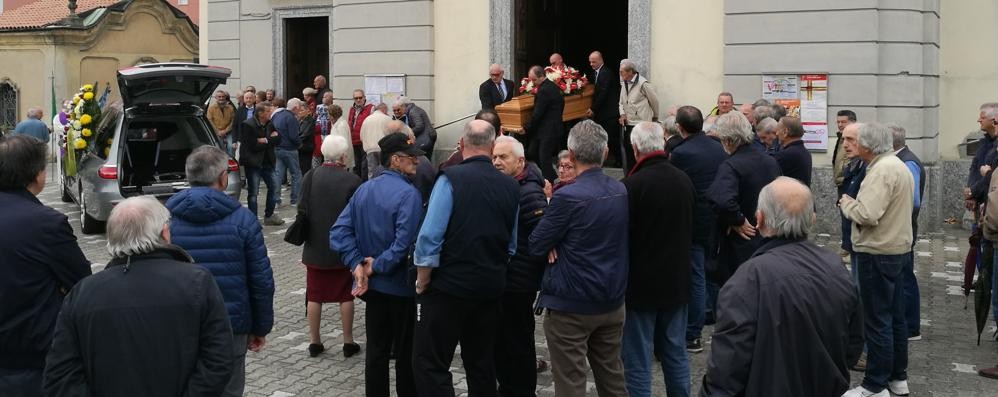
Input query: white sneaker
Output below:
<box><xmin>887</xmin><ymin>380</ymin><xmax>910</xmax><ymax>396</ymax></box>
<box><xmin>842</xmin><ymin>386</ymin><xmax>888</xmax><ymax>397</ymax></box>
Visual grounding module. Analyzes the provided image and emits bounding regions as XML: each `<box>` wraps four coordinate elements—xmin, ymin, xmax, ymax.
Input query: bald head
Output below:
<box><xmin>549</xmin><ymin>53</ymin><xmax>563</xmax><ymax>67</ymax></box>
<box><xmin>588</xmin><ymin>51</ymin><xmax>604</xmax><ymax>71</ymax></box>
<box><xmin>756</xmin><ymin>177</ymin><xmax>814</xmax><ymax>239</ymax></box>
<box><xmin>384</xmin><ymin>119</ymin><xmax>410</xmax><ymax>137</ymax></box>
<box><xmin>461</xmin><ymin>119</ymin><xmax>496</xmax><ymax>155</ymax></box>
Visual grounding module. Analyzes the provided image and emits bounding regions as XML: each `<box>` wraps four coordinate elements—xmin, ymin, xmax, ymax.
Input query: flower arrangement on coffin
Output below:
<box><xmin>518</xmin><ymin>65</ymin><xmax>589</xmax><ymax>96</ymax></box>
<box><xmin>62</xmin><ymin>83</ymin><xmax>106</xmax><ymax>176</ymax></box>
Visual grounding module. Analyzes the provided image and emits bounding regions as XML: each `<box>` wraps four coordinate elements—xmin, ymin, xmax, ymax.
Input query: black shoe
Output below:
<box><xmin>308</xmin><ymin>343</ymin><xmax>325</xmax><ymax>358</ymax></box>
<box><xmin>343</xmin><ymin>342</ymin><xmax>360</xmax><ymax>358</ymax></box>
<box><xmin>687</xmin><ymin>338</ymin><xmax>704</xmax><ymax>353</ymax></box>
<box><xmin>704</xmin><ymin>312</ymin><xmax>716</xmax><ymax>326</ymax></box>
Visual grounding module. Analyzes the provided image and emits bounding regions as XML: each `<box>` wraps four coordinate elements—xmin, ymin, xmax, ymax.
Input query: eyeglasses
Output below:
<box><xmin>489</xmin><ymin>73</ymin><xmax>502</xmax><ymax>77</ymax></box>
<box><xmin>394</xmin><ymin>153</ymin><xmax>417</xmax><ymax>162</ymax></box>
<box><xmin>353</xmin><ymin>96</ymin><xmax>364</xmax><ymax>100</ymax></box>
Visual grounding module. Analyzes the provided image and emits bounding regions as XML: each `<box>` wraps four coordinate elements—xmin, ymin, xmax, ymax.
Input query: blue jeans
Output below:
<box><xmin>686</xmin><ymin>244</ymin><xmax>705</xmax><ymax>341</ymax></box>
<box><xmin>855</xmin><ymin>252</ymin><xmax>908</xmax><ymax>393</ymax></box>
<box><xmin>274</xmin><ymin>148</ymin><xmax>301</xmax><ymax>203</ymax></box>
<box><xmin>992</xmin><ymin>248</ymin><xmax>998</xmax><ymax>330</ymax></box>
<box><xmin>901</xmin><ymin>251</ymin><xmax>920</xmax><ymax>337</ymax></box>
<box><xmin>245</xmin><ymin>165</ymin><xmax>278</xmax><ymax>218</ymax></box>
<box><xmin>621</xmin><ymin>305</ymin><xmax>690</xmax><ymax>397</ymax></box>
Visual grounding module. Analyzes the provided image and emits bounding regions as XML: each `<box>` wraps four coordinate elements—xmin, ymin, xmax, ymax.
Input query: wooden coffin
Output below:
<box><xmin>496</xmin><ymin>85</ymin><xmax>594</xmax><ymax>134</ymax></box>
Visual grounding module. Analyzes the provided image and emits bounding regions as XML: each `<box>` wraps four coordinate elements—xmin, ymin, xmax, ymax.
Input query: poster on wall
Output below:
<box><xmin>363</xmin><ymin>74</ymin><xmax>406</xmax><ymax>106</ymax></box>
<box><xmin>762</xmin><ymin>74</ymin><xmax>829</xmax><ymax>151</ymax></box>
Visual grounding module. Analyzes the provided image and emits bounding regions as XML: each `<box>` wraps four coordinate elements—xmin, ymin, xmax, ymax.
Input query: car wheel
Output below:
<box><xmin>79</xmin><ymin>190</ymin><xmax>105</xmax><ymax>234</ymax></box>
<box><xmin>60</xmin><ymin>176</ymin><xmax>73</xmax><ymax>203</ymax></box>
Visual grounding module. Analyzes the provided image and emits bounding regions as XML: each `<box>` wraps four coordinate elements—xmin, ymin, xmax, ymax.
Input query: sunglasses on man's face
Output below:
<box><xmin>353</xmin><ymin>97</ymin><xmax>364</xmax><ymax>100</ymax></box>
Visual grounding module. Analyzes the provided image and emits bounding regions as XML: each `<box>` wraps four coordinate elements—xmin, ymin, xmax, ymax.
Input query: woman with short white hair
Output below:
<box><xmin>295</xmin><ymin>134</ymin><xmax>364</xmax><ymax>358</ymax></box>
<box><xmin>706</xmin><ymin>111</ymin><xmax>781</xmax><ymax>285</ymax></box>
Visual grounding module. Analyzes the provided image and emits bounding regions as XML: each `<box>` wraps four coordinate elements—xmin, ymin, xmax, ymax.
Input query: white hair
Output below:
<box><xmin>757</xmin><ymin>177</ymin><xmax>814</xmax><ymax>239</ymax></box>
<box><xmin>567</xmin><ymin>119</ymin><xmax>608</xmax><ymax>166</ymax></box>
<box><xmin>857</xmin><ymin>122</ymin><xmax>893</xmax><ymax>155</ymax></box>
<box><xmin>714</xmin><ymin>111</ymin><xmax>754</xmax><ymax>147</ymax></box>
<box><xmin>321</xmin><ymin>134</ymin><xmax>350</xmax><ymax>163</ymax></box>
<box><xmin>886</xmin><ymin>123</ymin><xmax>906</xmax><ymax>149</ymax></box>
<box><xmin>662</xmin><ymin>116</ymin><xmax>680</xmax><ymax>138</ymax></box>
<box><xmin>981</xmin><ymin>102</ymin><xmax>998</xmax><ymax>119</ymax></box>
<box><xmin>630</xmin><ymin>121</ymin><xmax>665</xmax><ymax>154</ymax></box>
<box><xmin>186</xmin><ymin>145</ymin><xmax>229</xmax><ymax>187</ymax></box>
<box><xmin>463</xmin><ymin>120</ymin><xmax>495</xmax><ymax>149</ymax></box>
<box><xmin>495</xmin><ymin>135</ymin><xmax>524</xmax><ymax>158</ymax></box>
<box><xmin>619</xmin><ymin>59</ymin><xmax>638</xmax><ymax>73</ymax></box>
<box><xmin>393</xmin><ymin>96</ymin><xmax>412</xmax><ymax>107</ymax></box>
<box><xmin>26</xmin><ymin>107</ymin><xmax>42</xmax><ymax>119</ymax></box>
<box><xmin>106</xmin><ymin>196</ymin><xmax>171</xmax><ymax>258</ymax></box>
<box><xmin>286</xmin><ymin>97</ymin><xmax>304</xmax><ymax>111</ymax></box>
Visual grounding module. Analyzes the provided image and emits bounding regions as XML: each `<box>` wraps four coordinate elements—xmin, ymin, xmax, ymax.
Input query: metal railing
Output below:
<box><xmin>432</xmin><ymin>112</ymin><xmax>476</xmax><ymax>130</ymax></box>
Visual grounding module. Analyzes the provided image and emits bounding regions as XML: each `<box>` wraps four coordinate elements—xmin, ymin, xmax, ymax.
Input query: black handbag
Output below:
<box><xmin>284</xmin><ymin>211</ymin><xmax>309</xmax><ymax>245</ymax></box>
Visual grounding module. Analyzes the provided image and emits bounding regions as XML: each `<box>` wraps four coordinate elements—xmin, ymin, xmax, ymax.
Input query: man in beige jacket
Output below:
<box><xmin>618</xmin><ymin>59</ymin><xmax>658</xmax><ymax>172</ymax></box>
<box><xmin>359</xmin><ymin>106</ymin><xmax>392</xmax><ymax>180</ymax></box>
<box><xmin>838</xmin><ymin>122</ymin><xmax>914</xmax><ymax>397</ymax></box>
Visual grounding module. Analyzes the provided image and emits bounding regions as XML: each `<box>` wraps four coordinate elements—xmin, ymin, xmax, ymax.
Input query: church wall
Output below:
<box><xmin>648</xmin><ymin>0</ymin><xmax>724</xmax><ymax>115</ymax></box>
<box><xmin>431</xmin><ymin>0</ymin><xmax>489</xmax><ymax>160</ymax></box>
<box><xmin>0</xmin><ymin>45</ymin><xmax>49</xmax><ymax>129</ymax></box>
<box><xmin>938</xmin><ymin>0</ymin><xmax>998</xmax><ymax>160</ymax></box>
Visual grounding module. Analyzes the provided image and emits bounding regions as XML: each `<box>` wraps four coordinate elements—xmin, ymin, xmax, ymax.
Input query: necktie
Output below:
<box><xmin>594</xmin><ymin>67</ymin><xmax>600</xmax><ymax>84</ymax></box>
<box><xmin>497</xmin><ymin>82</ymin><xmax>506</xmax><ymax>99</ymax></box>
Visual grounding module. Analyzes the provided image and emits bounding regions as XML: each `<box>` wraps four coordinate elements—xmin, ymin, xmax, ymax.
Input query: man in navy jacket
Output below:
<box><xmin>0</xmin><ymin>135</ymin><xmax>90</xmax><ymax>395</ymax></box>
<box><xmin>166</xmin><ymin>146</ymin><xmax>275</xmax><ymax>397</ymax></box>
<box><xmin>772</xmin><ymin>116</ymin><xmax>813</xmax><ymax>187</ymax></box>
<box><xmin>529</xmin><ymin>120</ymin><xmax>629</xmax><ymax>397</ymax></box>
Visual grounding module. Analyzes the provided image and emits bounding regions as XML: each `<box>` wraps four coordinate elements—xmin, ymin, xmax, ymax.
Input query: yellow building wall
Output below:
<box><xmin>432</xmin><ymin>0</ymin><xmax>490</xmax><ymax>150</ymax></box>
<box><xmin>649</xmin><ymin>0</ymin><xmax>724</xmax><ymax>116</ymax></box>
<box><xmin>0</xmin><ymin>47</ymin><xmax>49</xmax><ymax>129</ymax></box>
<box><xmin>939</xmin><ymin>0</ymin><xmax>998</xmax><ymax>160</ymax></box>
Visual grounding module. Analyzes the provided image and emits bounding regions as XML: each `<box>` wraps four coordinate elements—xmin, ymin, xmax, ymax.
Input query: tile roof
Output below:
<box><xmin>0</xmin><ymin>0</ymin><xmax>120</xmax><ymax>31</ymax></box>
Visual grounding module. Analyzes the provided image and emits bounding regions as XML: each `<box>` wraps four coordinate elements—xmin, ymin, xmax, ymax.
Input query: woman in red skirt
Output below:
<box><xmin>297</xmin><ymin>134</ymin><xmax>363</xmax><ymax>357</ymax></box>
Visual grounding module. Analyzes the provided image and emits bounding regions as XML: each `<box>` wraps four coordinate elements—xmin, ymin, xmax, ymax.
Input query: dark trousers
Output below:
<box><xmin>529</xmin><ymin>133</ymin><xmax>560</xmax><ymax>182</ymax></box>
<box><xmin>298</xmin><ymin>152</ymin><xmax>313</xmax><ymax>176</ymax></box>
<box><xmin>621</xmin><ymin>125</ymin><xmax>637</xmax><ymax>172</ymax></box>
<box><xmin>901</xmin><ymin>251</ymin><xmax>920</xmax><ymax>337</ymax></box>
<box><xmin>244</xmin><ymin>165</ymin><xmax>278</xmax><ymax>218</ymax></box>
<box><xmin>855</xmin><ymin>252</ymin><xmax>909</xmax><ymax>393</ymax></box>
<box><xmin>495</xmin><ymin>292</ymin><xmax>538</xmax><ymax>397</ymax></box>
<box><xmin>364</xmin><ymin>290</ymin><xmax>416</xmax><ymax>397</ymax></box>
<box><xmin>413</xmin><ymin>288</ymin><xmax>499</xmax><ymax>397</ymax></box>
<box><xmin>353</xmin><ymin>144</ymin><xmax>368</xmax><ymax>181</ymax></box>
<box><xmin>0</xmin><ymin>368</ymin><xmax>42</xmax><ymax>397</ymax></box>
<box><xmin>595</xmin><ymin>117</ymin><xmax>620</xmax><ymax>166</ymax></box>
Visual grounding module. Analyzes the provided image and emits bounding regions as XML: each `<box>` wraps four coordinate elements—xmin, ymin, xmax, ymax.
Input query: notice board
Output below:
<box><xmin>363</xmin><ymin>74</ymin><xmax>406</xmax><ymax>106</ymax></box>
<box><xmin>762</xmin><ymin>74</ymin><xmax>828</xmax><ymax>151</ymax></box>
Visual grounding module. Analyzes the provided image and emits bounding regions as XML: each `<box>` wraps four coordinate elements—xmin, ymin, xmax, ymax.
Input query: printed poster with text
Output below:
<box><xmin>762</xmin><ymin>74</ymin><xmax>828</xmax><ymax>151</ymax></box>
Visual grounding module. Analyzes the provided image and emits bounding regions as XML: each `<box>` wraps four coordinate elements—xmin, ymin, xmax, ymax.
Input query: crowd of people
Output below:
<box><xmin>4</xmin><ymin>50</ymin><xmax>998</xmax><ymax>397</ymax></box>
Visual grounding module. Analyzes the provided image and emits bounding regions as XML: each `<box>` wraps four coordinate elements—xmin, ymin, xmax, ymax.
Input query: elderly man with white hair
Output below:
<box><xmin>166</xmin><ymin>145</ymin><xmax>275</xmax><ymax>397</ymax></box>
<box><xmin>529</xmin><ymin>120</ymin><xmax>630</xmax><ymax>397</ymax></box>
<box><xmin>12</xmin><ymin>107</ymin><xmax>49</xmax><ymax>142</ymax></box>
<box><xmin>359</xmin><ymin>102</ymin><xmax>393</xmax><ymax>180</ymax></box>
<box><xmin>707</xmin><ymin>112</ymin><xmax>780</xmax><ymax>288</ymax></box>
<box><xmin>618</xmin><ymin>58</ymin><xmax>659</xmax><ymax>172</ymax></box>
<box><xmin>491</xmin><ymin>135</ymin><xmax>548</xmax><ymax>396</ymax></box>
<box><xmin>44</xmin><ymin>196</ymin><xmax>235</xmax><ymax>396</ymax></box>
<box><xmin>701</xmin><ymin>177</ymin><xmax>864</xmax><ymax>397</ymax></box>
<box><xmin>839</xmin><ymin>122</ymin><xmax>914</xmax><ymax>397</ymax></box>
<box><xmin>392</xmin><ymin>96</ymin><xmax>437</xmax><ymax>154</ymax></box>
<box><xmin>621</xmin><ymin>121</ymin><xmax>696</xmax><ymax>396</ymax></box>
<box><xmin>480</xmin><ymin>63</ymin><xmax>516</xmax><ymax>109</ymax></box>
<box><xmin>272</xmin><ymin>97</ymin><xmax>304</xmax><ymax>204</ymax></box>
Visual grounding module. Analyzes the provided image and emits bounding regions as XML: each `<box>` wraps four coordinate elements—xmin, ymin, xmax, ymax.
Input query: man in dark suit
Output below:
<box><xmin>524</xmin><ymin>65</ymin><xmax>565</xmax><ymax>182</ymax></box>
<box><xmin>772</xmin><ymin>116</ymin><xmax>813</xmax><ymax>187</ymax></box>
<box><xmin>587</xmin><ymin>51</ymin><xmax>622</xmax><ymax>167</ymax></box>
<box><xmin>479</xmin><ymin>63</ymin><xmax>516</xmax><ymax>110</ymax></box>
<box><xmin>233</xmin><ymin>91</ymin><xmax>257</xmax><ymax>152</ymax></box>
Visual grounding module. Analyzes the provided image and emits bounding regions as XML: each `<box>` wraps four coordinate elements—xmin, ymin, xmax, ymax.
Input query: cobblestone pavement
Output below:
<box><xmin>43</xmin><ymin>170</ymin><xmax>998</xmax><ymax>396</ymax></box>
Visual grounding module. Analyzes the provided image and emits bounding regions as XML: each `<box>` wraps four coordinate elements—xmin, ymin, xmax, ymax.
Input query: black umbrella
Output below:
<box><xmin>974</xmin><ymin>250</ymin><xmax>993</xmax><ymax>345</ymax></box>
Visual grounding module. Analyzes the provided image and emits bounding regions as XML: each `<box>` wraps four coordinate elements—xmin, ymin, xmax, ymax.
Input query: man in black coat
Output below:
<box><xmin>491</xmin><ymin>135</ymin><xmax>548</xmax><ymax>396</ymax></box>
<box><xmin>44</xmin><ymin>196</ymin><xmax>234</xmax><ymax>397</ymax></box>
<box><xmin>668</xmin><ymin>106</ymin><xmax>727</xmax><ymax>353</ymax></box>
<box><xmin>239</xmin><ymin>102</ymin><xmax>284</xmax><ymax>225</ymax></box>
<box><xmin>621</xmin><ymin>122</ymin><xmax>696</xmax><ymax>396</ymax></box>
<box><xmin>233</xmin><ymin>91</ymin><xmax>257</xmax><ymax>150</ymax></box>
<box><xmin>772</xmin><ymin>116</ymin><xmax>813</xmax><ymax>186</ymax></box>
<box><xmin>587</xmin><ymin>51</ymin><xmax>621</xmax><ymax>166</ymax></box>
<box><xmin>479</xmin><ymin>63</ymin><xmax>516</xmax><ymax>110</ymax></box>
<box><xmin>524</xmin><ymin>65</ymin><xmax>565</xmax><ymax>182</ymax></box>
<box><xmin>701</xmin><ymin>177</ymin><xmax>864</xmax><ymax>397</ymax></box>
<box><xmin>0</xmin><ymin>135</ymin><xmax>90</xmax><ymax>396</ymax></box>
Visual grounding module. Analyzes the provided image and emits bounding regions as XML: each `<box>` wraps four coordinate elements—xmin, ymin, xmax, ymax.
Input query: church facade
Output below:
<box><xmin>202</xmin><ymin>0</ymin><xmax>995</xmax><ymax>232</ymax></box>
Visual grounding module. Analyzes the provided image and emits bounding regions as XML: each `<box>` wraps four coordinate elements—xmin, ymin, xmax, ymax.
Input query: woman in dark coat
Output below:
<box><xmin>296</xmin><ymin>134</ymin><xmax>363</xmax><ymax>358</ymax></box>
<box><xmin>707</xmin><ymin>111</ymin><xmax>780</xmax><ymax>285</ymax></box>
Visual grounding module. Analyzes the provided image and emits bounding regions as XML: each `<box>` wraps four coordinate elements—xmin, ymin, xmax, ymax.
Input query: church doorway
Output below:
<box><xmin>512</xmin><ymin>0</ymin><xmax>627</xmax><ymax>82</ymax></box>
<box><xmin>283</xmin><ymin>16</ymin><xmax>328</xmax><ymax>99</ymax></box>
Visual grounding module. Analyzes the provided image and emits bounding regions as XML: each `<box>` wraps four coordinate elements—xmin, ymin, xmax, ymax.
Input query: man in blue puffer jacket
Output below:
<box><xmin>166</xmin><ymin>145</ymin><xmax>275</xmax><ymax>397</ymax></box>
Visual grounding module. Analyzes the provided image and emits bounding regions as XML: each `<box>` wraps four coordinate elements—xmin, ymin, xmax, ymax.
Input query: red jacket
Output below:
<box><xmin>347</xmin><ymin>104</ymin><xmax>373</xmax><ymax>145</ymax></box>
